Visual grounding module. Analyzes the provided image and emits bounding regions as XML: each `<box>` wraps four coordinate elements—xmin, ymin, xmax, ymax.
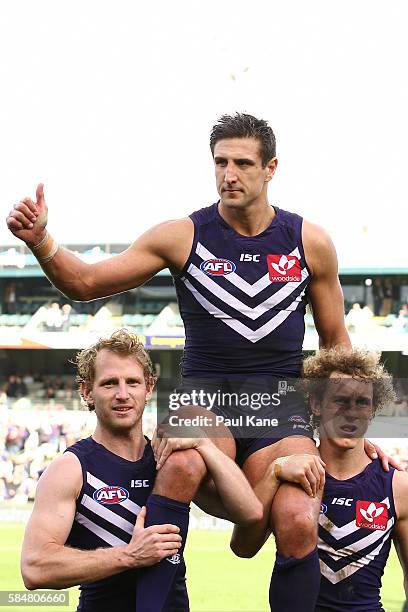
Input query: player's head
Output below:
<box><xmin>210</xmin><ymin>113</ymin><xmax>276</xmax><ymax>167</ymax></box>
<box><xmin>302</xmin><ymin>347</ymin><xmax>395</xmax><ymax>449</ymax></box>
<box><xmin>74</xmin><ymin>329</ymin><xmax>156</xmax><ymax>414</ymax></box>
<box><xmin>210</xmin><ymin>114</ymin><xmax>278</xmax><ymax>210</ymax></box>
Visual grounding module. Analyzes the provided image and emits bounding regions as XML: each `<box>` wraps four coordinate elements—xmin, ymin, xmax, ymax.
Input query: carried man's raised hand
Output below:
<box><xmin>6</xmin><ymin>183</ymin><xmax>48</xmax><ymax>247</ymax></box>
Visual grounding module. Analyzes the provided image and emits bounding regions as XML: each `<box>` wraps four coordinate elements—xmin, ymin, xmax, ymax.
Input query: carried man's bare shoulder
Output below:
<box><xmin>301</xmin><ymin>219</ymin><xmax>350</xmax><ymax>348</ymax></box>
<box><xmin>393</xmin><ymin>469</ymin><xmax>408</xmax><ymax>520</ymax></box>
<box><xmin>137</xmin><ymin>217</ymin><xmax>194</xmax><ymax>274</ymax></box>
<box><xmin>302</xmin><ymin>219</ymin><xmax>338</xmax><ymax>278</ymax></box>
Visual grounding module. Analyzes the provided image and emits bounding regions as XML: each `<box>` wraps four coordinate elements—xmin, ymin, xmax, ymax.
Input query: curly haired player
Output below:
<box><xmin>231</xmin><ymin>347</ymin><xmax>408</xmax><ymax>611</ymax></box>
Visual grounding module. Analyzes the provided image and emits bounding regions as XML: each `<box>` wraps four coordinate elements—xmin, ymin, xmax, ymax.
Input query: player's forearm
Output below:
<box><xmin>193</xmin><ymin>480</ymin><xmax>232</xmax><ymax>521</ymax></box>
<box><xmin>230</xmin><ymin>466</ymin><xmax>280</xmax><ymax>558</ymax></box>
<box><xmin>318</xmin><ymin>328</ymin><xmax>351</xmax><ymax>349</ymax></box>
<box><xmin>22</xmin><ymin>542</ymin><xmax>133</xmax><ymax>589</ymax></box>
<box><xmin>196</xmin><ymin>442</ymin><xmax>263</xmax><ymax>524</ymax></box>
<box><xmin>28</xmin><ymin>238</ymin><xmax>95</xmax><ymax>301</ymax></box>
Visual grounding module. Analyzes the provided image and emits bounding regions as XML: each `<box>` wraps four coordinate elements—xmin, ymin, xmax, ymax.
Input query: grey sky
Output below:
<box><xmin>1</xmin><ymin>0</ymin><xmax>407</xmax><ymax>267</ymax></box>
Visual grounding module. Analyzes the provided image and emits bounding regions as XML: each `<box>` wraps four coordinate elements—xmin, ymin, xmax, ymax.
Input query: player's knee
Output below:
<box><xmin>230</xmin><ymin>540</ymin><xmax>257</xmax><ymax>559</ymax></box>
<box><xmin>275</xmin><ymin>504</ymin><xmax>317</xmax><ymax>536</ymax></box>
<box><xmin>274</xmin><ymin>505</ymin><xmax>318</xmax><ymax>553</ymax></box>
<box><xmin>158</xmin><ymin>448</ymin><xmax>207</xmax><ymax>484</ymax></box>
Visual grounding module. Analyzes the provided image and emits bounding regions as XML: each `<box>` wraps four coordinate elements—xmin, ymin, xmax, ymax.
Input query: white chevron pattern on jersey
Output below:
<box><xmin>182</xmin><ymin>277</ymin><xmax>305</xmax><ymax>343</ymax></box>
<box><xmin>195</xmin><ymin>243</ymin><xmax>307</xmax><ymax>297</ymax></box>
<box><xmin>187</xmin><ymin>262</ymin><xmax>308</xmax><ymax>320</ymax></box>
<box><xmin>319</xmin><ymin>531</ymin><xmax>392</xmax><ymax>585</ymax></box>
<box><xmin>318</xmin><ymin>497</ymin><xmax>393</xmax><ymax>584</ymax></box>
<box><xmin>75</xmin><ymin>512</ymin><xmax>127</xmax><ymax>547</ymax></box>
<box><xmin>86</xmin><ymin>471</ymin><xmax>141</xmax><ymax>515</ymax></box>
<box><xmin>81</xmin><ymin>493</ymin><xmax>134</xmax><ymax>535</ymax></box>
<box><xmin>319</xmin><ymin>517</ymin><xmax>394</xmax><ymax>562</ymax></box>
<box><xmin>73</xmin><ymin>472</ymin><xmax>142</xmax><ymax>548</ymax></box>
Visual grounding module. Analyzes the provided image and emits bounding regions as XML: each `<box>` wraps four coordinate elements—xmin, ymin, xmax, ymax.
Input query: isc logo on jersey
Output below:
<box><xmin>332</xmin><ymin>497</ymin><xmax>353</xmax><ymax>506</ymax></box>
<box><xmin>93</xmin><ymin>486</ymin><xmax>129</xmax><ymax>504</ymax></box>
<box><xmin>200</xmin><ymin>259</ymin><xmax>236</xmax><ymax>276</ymax></box>
<box><xmin>356</xmin><ymin>500</ymin><xmax>388</xmax><ymax>531</ymax></box>
<box><xmin>267</xmin><ymin>255</ymin><xmax>301</xmax><ymax>282</ymax></box>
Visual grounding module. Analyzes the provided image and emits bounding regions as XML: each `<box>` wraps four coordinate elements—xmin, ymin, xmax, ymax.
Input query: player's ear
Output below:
<box><xmin>81</xmin><ymin>382</ymin><xmax>94</xmax><ymax>408</ymax></box>
<box><xmin>145</xmin><ymin>375</ymin><xmax>155</xmax><ymax>402</ymax></box>
<box><xmin>265</xmin><ymin>157</ymin><xmax>278</xmax><ymax>182</ymax></box>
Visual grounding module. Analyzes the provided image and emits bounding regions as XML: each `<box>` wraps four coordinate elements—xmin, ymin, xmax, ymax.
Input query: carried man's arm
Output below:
<box><xmin>392</xmin><ymin>470</ymin><xmax>408</xmax><ymax>599</ymax></box>
<box><xmin>230</xmin><ymin>454</ymin><xmax>325</xmax><ymax>557</ymax></box>
<box><xmin>6</xmin><ymin>184</ymin><xmax>192</xmax><ymax>300</ymax></box>
<box><xmin>21</xmin><ymin>452</ymin><xmax>182</xmax><ymax>589</ymax></box>
<box><xmin>303</xmin><ymin>220</ymin><xmax>351</xmax><ymax>349</ymax></box>
<box><xmin>152</xmin><ymin>432</ymin><xmax>263</xmax><ymax>524</ymax></box>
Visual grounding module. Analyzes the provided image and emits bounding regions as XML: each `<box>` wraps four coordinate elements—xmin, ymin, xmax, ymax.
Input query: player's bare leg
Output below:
<box><xmin>153</xmin><ymin>404</ymin><xmax>236</xmax><ymax>503</ymax></box>
<box><xmin>243</xmin><ymin>436</ymin><xmax>322</xmax><ymax>612</ymax></box>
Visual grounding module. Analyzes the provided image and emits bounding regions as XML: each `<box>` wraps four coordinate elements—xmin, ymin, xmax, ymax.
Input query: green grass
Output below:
<box><xmin>0</xmin><ymin>524</ymin><xmax>405</xmax><ymax>611</ymax></box>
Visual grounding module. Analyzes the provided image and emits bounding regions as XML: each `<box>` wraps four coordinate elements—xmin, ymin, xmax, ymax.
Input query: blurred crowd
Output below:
<box><xmin>0</xmin><ymin>373</ymin><xmax>157</xmax><ymax>504</ymax></box>
<box><xmin>345</xmin><ymin>302</ymin><xmax>408</xmax><ymax>334</ymax></box>
<box><xmin>1</xmin><ymin>374</ymin><xmax>77</xmax><ymax>410</ymax></box>
<box><xmin>36</xmin><ymin>302</ymin><xmax>74</xmax><ymax>332</ymax></box>
<box><xmin>0</xmin><ymin>410</ymin><xmax>95</xmax><ymax>503</ymax></box>
<box><xmin>0</xmin><ymin>407</ymin><xmax>156</xmax><ymax>504</ymax></box>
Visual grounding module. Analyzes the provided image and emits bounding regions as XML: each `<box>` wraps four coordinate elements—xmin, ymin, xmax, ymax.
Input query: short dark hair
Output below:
<box><xmin>210</xmin><ymin>113</ymin><xmax>276</xmax><ymax>167</ymax></box>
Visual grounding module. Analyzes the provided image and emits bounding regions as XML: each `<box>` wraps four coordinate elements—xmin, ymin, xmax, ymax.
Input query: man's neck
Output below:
<box><xmin>92</xmin><ymin>425</ymin><xmax>145</xmax><ymax>462</ymax></box>
<box><xmin>319</xmin><ymin>438</ymin><xmax>371</xmax><ymax>480</ymax></box>
<box><xmin>218</xmin><ymin>200</ymin><xmax>275</xmax><ymax>237</ymax></box>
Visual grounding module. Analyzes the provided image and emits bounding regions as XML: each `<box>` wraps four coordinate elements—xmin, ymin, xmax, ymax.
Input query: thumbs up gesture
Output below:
<box><xmin>6</xmin><ymin>183</ymin><xmax>48</xmax><ymax>248</ymax></box>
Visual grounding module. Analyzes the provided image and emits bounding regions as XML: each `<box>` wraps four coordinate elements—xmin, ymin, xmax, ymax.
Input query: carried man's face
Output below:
<box><xmin>317</xmin><ymin>373</ymin><xmax>374</xmax><ymax>448</ymax></box>
<box><xmin>83</xmin><ymin>349</ymin><xmax>153</xmax><ymax>431</ymax></box>
<box><xmin>213</xmin><ymin>137</ymin><xmax>276</xmax><ymax>209</ymax></box>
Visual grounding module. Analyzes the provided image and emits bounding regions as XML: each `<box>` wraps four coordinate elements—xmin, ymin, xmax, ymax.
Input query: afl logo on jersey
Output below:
<box><xmin>200</xmin><ymin>258</ymin><xmax>236</xmax><ymax>276</ymax></box>
<box><xmin>289</xmin><ymin>415</ymin><xmax>307</xmax><ymax>424</ymax></box>
<box><xmin>320</xmin><ymin>503</ymin><xmax>328</xmax><ymax>514</ymax></box>
<box><xmin>93</xmin><ymin>486</ymin><xmax>129</xmax><ymax>504</ymax></box>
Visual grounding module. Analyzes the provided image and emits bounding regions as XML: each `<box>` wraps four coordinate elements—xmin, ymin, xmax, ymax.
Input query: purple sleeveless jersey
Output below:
<box><xmin>65</xmin><ymin>437</ymin><xmax>188</xmax><ymax>611</ymax></box>
<box><xmin>174</xmin><ymin>203</ymin><xmax>311</xmax><ymax>378</ymax></box>
<box><xmin>317</xmin><ymin>459</ymin><xmax>396</xmax><ymax>611</ymax></box>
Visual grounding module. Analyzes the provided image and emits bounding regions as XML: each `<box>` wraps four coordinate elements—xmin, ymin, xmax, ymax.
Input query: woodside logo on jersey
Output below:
<box><xmin>267</xmin><ymin>254</ymin><xmax>301</xmax><ymax>282</ymax></box>
<box><xmin>355</xmin><ymin>500</ymin><xmax>388</xmax><ymax>530</ymax></box>
<box><xmin>200</xmin><ymin>258</ymin><xmax>236</xmax><ymax>276</ymax></box>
